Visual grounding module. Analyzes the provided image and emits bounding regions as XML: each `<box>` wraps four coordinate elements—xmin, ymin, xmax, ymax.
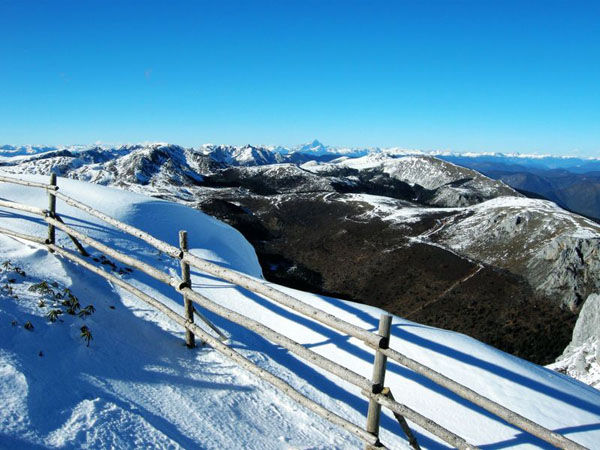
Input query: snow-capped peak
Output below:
<box><xmin>295</xmin><ymin>139</ymin><xmax>330</xmax><ymax>155</ymax></box>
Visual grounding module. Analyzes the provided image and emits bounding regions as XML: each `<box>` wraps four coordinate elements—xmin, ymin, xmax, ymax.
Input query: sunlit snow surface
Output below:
<box><xmin>1</xmin><ymin>173</ymin><xmax>600</xmax><ymax>449</ymax></box>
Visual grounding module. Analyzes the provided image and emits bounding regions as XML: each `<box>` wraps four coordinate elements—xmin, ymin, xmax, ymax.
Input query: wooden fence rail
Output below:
<box><xmin>0</xmin><ymin>175</ymin><xmax>58</xmax><ymax>190</ymax></box>
<box><xmin>0</xmin><ymin>226</ymin><xmax>47</xmax><ymax>245</ymax></box>
<box><xmin>182</xmin><ymin>251</ymin><xmax>386</xmax><ymax>349</ymax></box>
<box><xmin>0</xmin><ymin>198</ymin><xmax>46</xmax><ymax>216</ymax></box>
<box><xmin>0</xmin><ymin>173</ymin><xmax>588</xmax><ymax>450</ymax></box>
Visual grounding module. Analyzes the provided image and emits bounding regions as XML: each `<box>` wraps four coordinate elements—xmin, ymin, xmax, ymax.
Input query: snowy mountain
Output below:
<box><xmin>204</xmin><ymin>144</ymin><xmax>286</xmax><ymax>167</ymax></box>
<box><xmin>0</xmin><ymin>145</ymin><xmax>90</xmax><ymax>159</ymax></box>
<box><xmin>0</xmin><ymin>144</ymin><xmax>61</xmax><ymax>157</ymax></box>
<box><xmin>1</xmin><ymin>174</ymin><xmax>600</xmax><ymax>448</ymax></box>
<box><xmin>3</xmin><ymin>144</ymin><xmax>219</xmax><ymax>191</ymax></box>
<box><xmin>308</xmin><ymin>153</ymin><xmax>518</xmax><ymax>207</ymax></box>
<box><xmin>290</xmin><ymin>139</ymin><xmax>370</xmax><ymax>158</ymax></box>
<box><xmin>2</xmin><ymin>142</ymin><xmax>518</xmax><ymax>208</ymax></box>
<box><xmin>295</xmin><ymin>139</ymin><xmax>332</xmax><ymax>155</ymax></box>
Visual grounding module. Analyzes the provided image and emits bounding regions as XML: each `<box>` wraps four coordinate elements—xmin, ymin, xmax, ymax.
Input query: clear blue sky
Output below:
<box><xmin>1</xmin><ymin>0</ymin><xmax>598</xmax><ymax>155</ymax></box>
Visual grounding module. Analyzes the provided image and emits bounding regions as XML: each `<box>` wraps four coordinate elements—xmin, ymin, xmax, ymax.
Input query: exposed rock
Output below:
<box><xmin>549</xmin><ymin>293</ymin><xmax>600</xmax><ymax>387</ymax></box>
<box><xmin>529</xmin><ymin>235</ymin><xmax>600</xmax><ymax>311</ymax></box>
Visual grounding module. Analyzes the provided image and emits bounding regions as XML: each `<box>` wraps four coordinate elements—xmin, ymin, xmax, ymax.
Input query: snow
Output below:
<box><xmin>1</xmin><ymin>173</ymin><xmax>600</xmax><ymax>449</ymax></box>
<box><xmin>337</xmin><ymin>193</ymin><xmax>457</xmax><ymax>224</ymax></box>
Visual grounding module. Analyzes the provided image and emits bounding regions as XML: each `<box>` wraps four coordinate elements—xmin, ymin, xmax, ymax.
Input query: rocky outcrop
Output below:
<box><xmin>549</xmin><ymin>293</ymin><xmax>600</xmax><ymax>387</ymax></box>
<box><xmin>528</xmin><ymin>235</ymin><xmax>600</xmax><ymax>311</ymax></box>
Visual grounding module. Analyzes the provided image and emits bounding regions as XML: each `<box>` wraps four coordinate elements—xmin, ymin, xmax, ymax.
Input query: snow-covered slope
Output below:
<box><xmin>331</xmin><ymin>153</ymin><xmax>518</xmax><ymax>206</ymax></box>
<box><xmin>1</xmin><ymin>174</ymin><xmax>600</xmax><ymax>449</ymax></box>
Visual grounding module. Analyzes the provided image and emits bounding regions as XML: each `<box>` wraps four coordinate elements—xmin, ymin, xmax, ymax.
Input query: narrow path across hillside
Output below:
<box><xmin>404</xmin><ymin>264</ymin><xmax>484</xmax><ymax>320</ymax></box>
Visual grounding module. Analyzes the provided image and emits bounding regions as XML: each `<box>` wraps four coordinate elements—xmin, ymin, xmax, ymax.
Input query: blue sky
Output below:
<box><xmin>1</xmin><ymin>0</ymin><xmax>598</xmax><ymax>155</ymax></box>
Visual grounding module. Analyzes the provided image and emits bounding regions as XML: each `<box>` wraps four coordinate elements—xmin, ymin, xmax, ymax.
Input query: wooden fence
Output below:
<box><xmin>0</xmin><ymin>173</ymin><xmax>587</xmax><ymax>450</ymax></box>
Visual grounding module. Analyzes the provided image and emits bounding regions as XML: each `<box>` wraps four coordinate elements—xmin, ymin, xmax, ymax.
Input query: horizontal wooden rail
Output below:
<box><xmin>363</xmin><ymin>390</ymin><xmax>479</xmax><ymax>450</ymax></box>
<box><xmin>48</xmin><ymin>243</ymin><xmax>380</xmax><ymax>448</ymax></box>
<box><xmin>45</xmin><ymin>216</ymin><xmax>178</xmax><ymax>287</ymax></box>
<box><xmin>0</xmin><ymin>226</ymin><xmax>47</xmax><ymax>245</ymax></box>
<box><xmin>51</xmin><ymin>190</ymin><xmax>182</xmax><ymax>258</ymax></box>
<box><xmin>0</xmin><ymin>175</ymin><xmax>58</xmax><ymax>190</ymax></box>
<box><xmin>0</xmin><ymin>198</ymin><xmax>46</xmax><ymax>216</ymax></box>
<box><xmin>370</xmin><ymin>345</ymin><xmax>587</xmax><ymax>450</ymax></box>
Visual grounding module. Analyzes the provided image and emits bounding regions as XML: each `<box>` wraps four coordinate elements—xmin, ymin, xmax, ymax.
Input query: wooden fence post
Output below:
<box><xmin>47</xmin><ymin>173</ymin><xmax>57</xmax><ymax>247</ymax></box>
<box><xmin>179</xmin><ymin>230</ymin><xmax>195</xmax><ymax>348</ymax></box>
<box><xmin>365</xmin><ymin>313</ymin><xmax>392</xmax><ymax>449</ymax></box>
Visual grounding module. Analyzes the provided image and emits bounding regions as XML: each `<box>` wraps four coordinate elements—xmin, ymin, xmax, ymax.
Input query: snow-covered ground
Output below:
<box><xmin>1</xmin><ymin>174</ymin><xmax>600</xmax><ymax>449</ymax></box>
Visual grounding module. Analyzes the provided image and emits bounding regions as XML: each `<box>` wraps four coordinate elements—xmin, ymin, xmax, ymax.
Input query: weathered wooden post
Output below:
<box><xmin>365</xmin><ymin>313</ymin><xmax>392</xmax><ymax>449</ymax></box>
<box><xmin>47</xmin><ymin>173</ymin><xmax>57</xmax><ymax>247</ymax></box>
<box><xmin>179</xmin><ymin>230</ymin><xmax>195</xmax><ymax>348</ymax></box>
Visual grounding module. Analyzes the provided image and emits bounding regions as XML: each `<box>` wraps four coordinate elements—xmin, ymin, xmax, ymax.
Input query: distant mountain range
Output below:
<box><xmin>4</xmin><ymin>141</ymin><xmax>597</xmax><ymax>220</ymax></box>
